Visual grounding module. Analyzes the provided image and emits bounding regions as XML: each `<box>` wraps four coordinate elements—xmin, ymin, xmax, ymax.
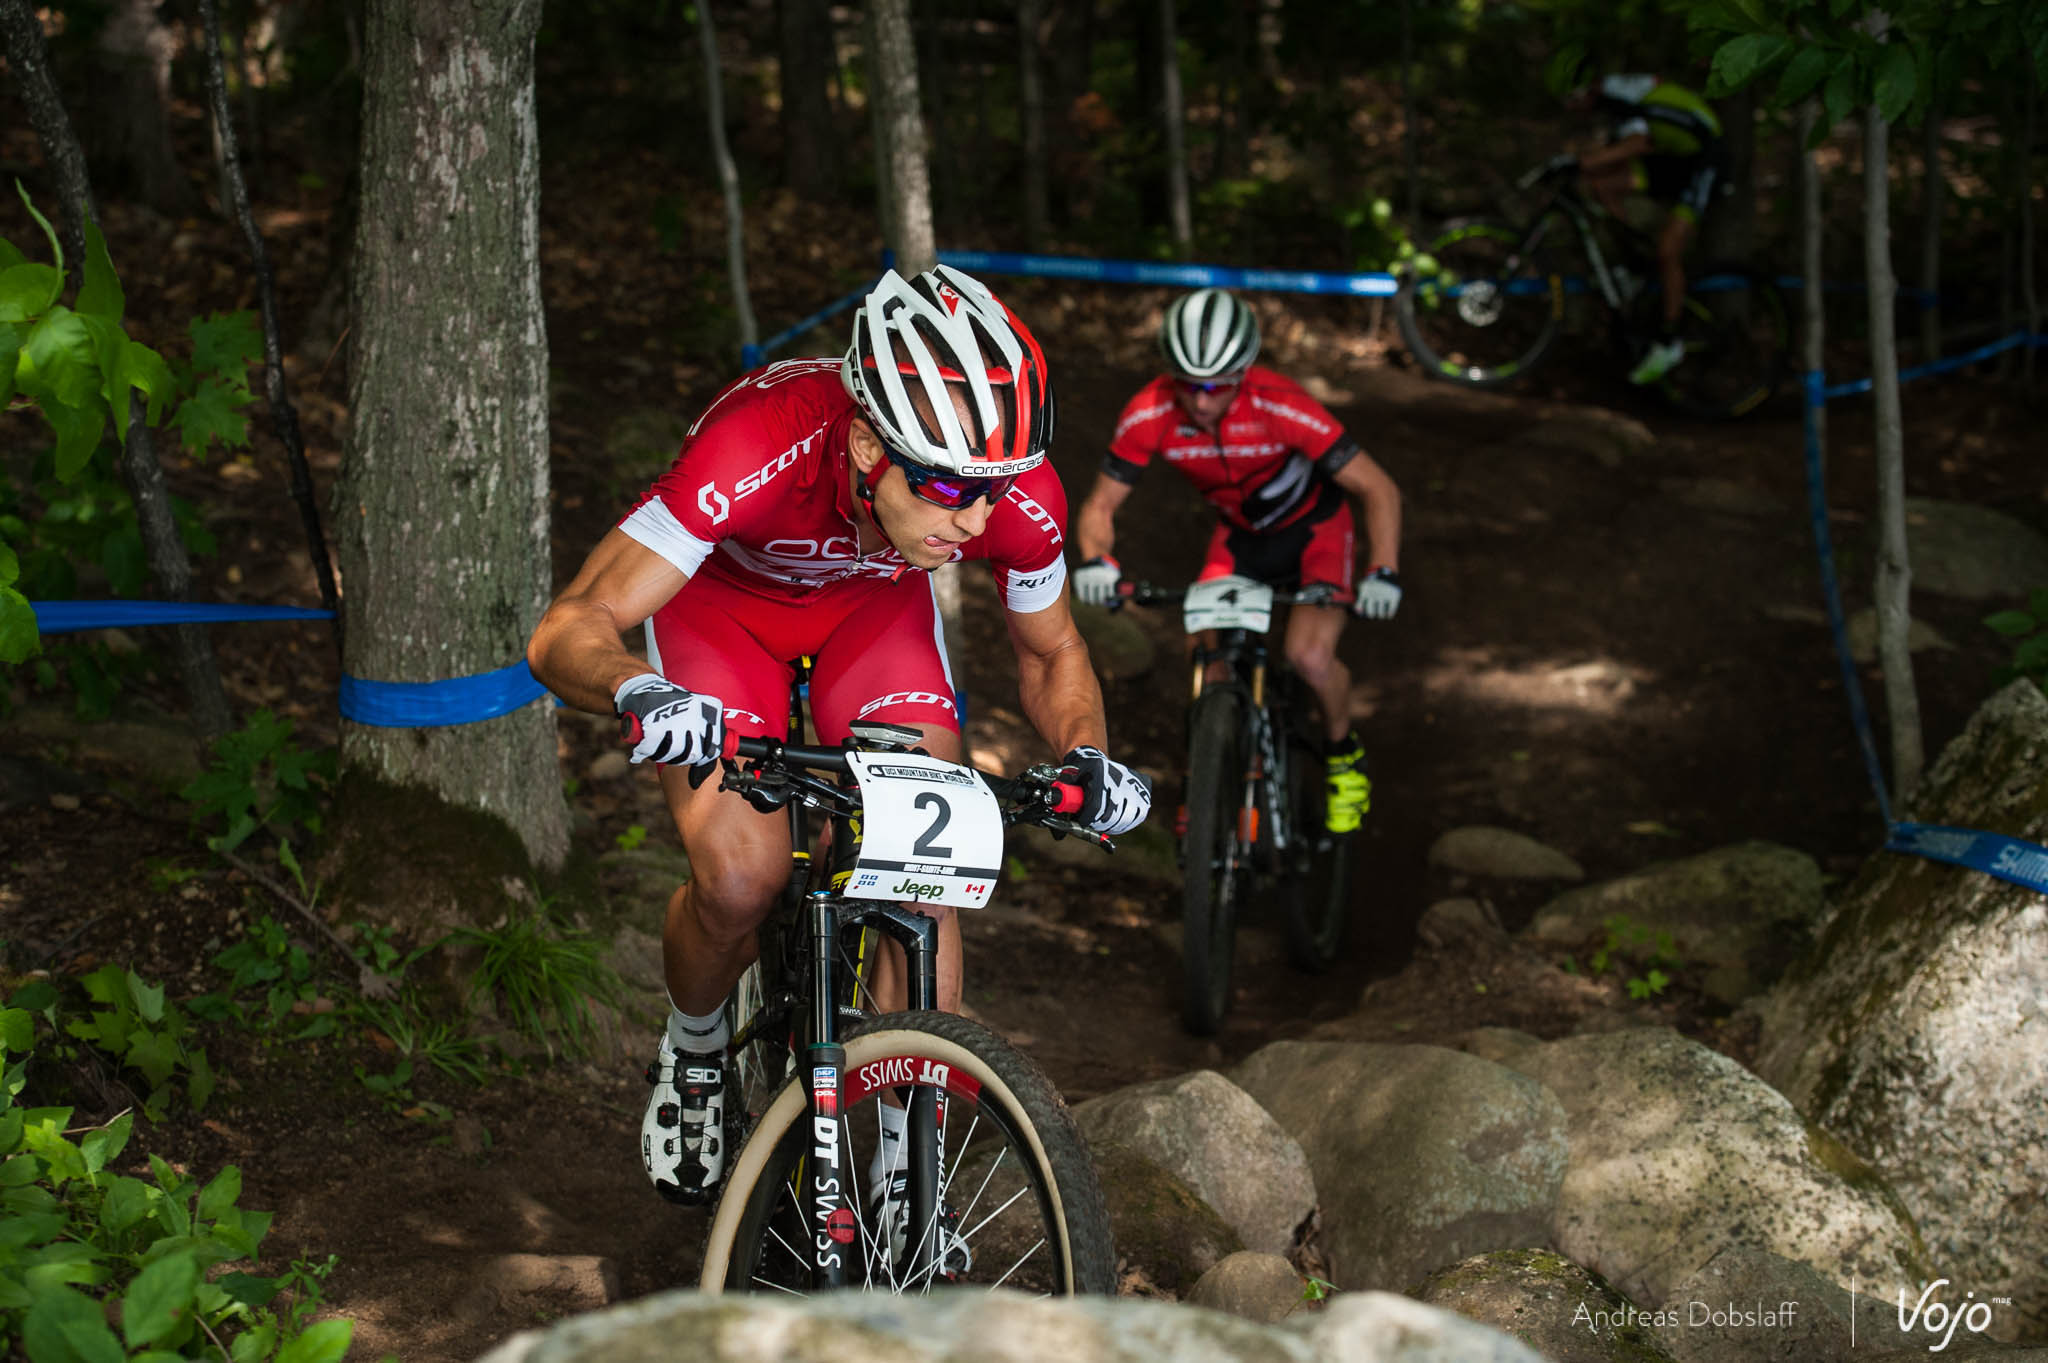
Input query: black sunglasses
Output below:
<box><xmin>883</xmin><ymin>447</ymin><xmax>1022</xmax><ymax>509</ymax></box>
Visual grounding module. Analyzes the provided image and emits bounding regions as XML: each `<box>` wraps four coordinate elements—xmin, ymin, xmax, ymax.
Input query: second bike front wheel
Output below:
<box><xmin>700</xmin><ymin>1011</ymin><xmax>1117</xmax><ymax>1297</ymax></box>
<box><xmin>1397</xmin><ymin>218</ymin><xmax>1565</xmax><ymax>388</ymax></box>
<box><xmin>1181</xmin><ymin>687</ymin><xmax>1248</xmax><ymax>1035</ymax></box>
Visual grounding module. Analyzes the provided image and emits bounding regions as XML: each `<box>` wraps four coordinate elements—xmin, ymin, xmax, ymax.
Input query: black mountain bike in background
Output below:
<box><xmin>1396</xmin><ymin>156</ymin><xmax>1790</xmax><ymax>419</ymax></box>
<box><xmin>1123</xmin><ymin>578</ymin><xmax>1355</xmax><ymax>1035</ymax></box>
<box><xmin>658</xmin><ymin>676</ymin><xmax>1117</xmax><ymax>1296</ymax></box>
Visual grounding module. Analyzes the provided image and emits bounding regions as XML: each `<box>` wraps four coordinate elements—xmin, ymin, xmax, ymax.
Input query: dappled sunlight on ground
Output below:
<box><xmin>1419</xmin><ymin>649</ymin><xmax>1655</xmax><ymax>717</ymax></box>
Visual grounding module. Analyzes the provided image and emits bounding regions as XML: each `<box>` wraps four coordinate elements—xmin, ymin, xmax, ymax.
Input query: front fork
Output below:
<box><xmin>803</xmin><ymin>893</ymin><xmax>943</xmax><ymax>1288</ymax></box>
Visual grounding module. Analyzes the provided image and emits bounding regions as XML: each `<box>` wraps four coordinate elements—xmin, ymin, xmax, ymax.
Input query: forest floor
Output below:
<box><xmin>5</xmin><ymin>165</ymin><xmax>2046</xmax><ymax>1361</ymax></box>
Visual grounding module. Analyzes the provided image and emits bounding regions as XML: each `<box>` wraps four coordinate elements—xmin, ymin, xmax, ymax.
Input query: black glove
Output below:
<box><xmin>615</xmin><ymin>673</ymin><xmax>724</xmax><ymax>770</ymax></box>
<box><xmin>1061</xmin><ymin>746</ymin><xmax>1152</xmax><ymax>835</ymax></box>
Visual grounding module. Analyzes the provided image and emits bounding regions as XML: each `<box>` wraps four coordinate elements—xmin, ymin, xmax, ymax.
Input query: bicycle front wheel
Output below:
<box><xmin>1397</xmin><ymin>218</ymin><xmax>1565</xmax><ymax>387</ymax></box>
<box><xmin>1653</xmin><ymin>265</ymin><xmax>1790</xmax><ymax>419</ymax></box>
<box><xmin>1181</xmin><ymin>688</ymin><xmax>1247</xmax><ymax>1035</ymax></box>
<box><xmin>700</xmin><ymin>1011</ymin><xmax>1117</xmax><ymax>1296</ymax></box>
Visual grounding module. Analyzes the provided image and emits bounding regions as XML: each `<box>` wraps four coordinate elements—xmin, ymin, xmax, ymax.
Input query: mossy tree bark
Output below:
<box><xmin>338</xmin><ymin>0</ymin><xmax>569</xmax><ymax>873</ymax></box>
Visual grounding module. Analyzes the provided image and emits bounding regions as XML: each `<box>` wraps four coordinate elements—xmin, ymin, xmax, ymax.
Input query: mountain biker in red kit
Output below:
<box><xmin>1069</xmin><ymin>288</ymin><xmax>1403</xmax><ymax>834</ymax></box>
<box><xmin>526</xmin><ymin>266</ymin><xmax>1150</xmax><ymax>1224</ymax></box>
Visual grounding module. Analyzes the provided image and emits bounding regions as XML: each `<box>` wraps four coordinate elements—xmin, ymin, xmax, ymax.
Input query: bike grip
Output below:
<box><xmin>720</xmin><ymin>728</ymin><xmax>743</xmax><ymax>760</ymax></box>
<box><xmin>1048</xmin><ymin>781</ymin><xmax>1085</xmax><ymax>815</ymax></box>
<box><xmin>618</xmin><ymin>712</ymin><xmax>642</xmax><ymax>747</ymax></box>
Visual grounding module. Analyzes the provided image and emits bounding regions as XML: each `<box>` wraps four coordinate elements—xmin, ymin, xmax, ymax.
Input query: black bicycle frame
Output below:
<box><xmin>1193</xmin><ymin>630</ymin><xmax>1305</xmax><ymax>871</ymax></box>
<box><xmin>742</xmin><ymin>664</ymin><xmax>950</xmax><ymax>1288</ymax></box>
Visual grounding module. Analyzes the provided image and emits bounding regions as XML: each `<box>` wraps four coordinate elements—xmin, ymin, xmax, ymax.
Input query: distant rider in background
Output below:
<box><xmin>1069</xmin><ymin>287</ymin><xmax>1403</xmax><ymax>836</ymax></box>
<box><xmin>1565</xmin><ymin>72</ymin><xmax>1726</xmax><ymax>385</ymax></box>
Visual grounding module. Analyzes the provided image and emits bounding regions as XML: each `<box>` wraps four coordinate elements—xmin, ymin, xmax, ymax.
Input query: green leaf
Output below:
<box><xmin>98</xmin><ymin>1175</ymin><xmax>157</xmax><ymax>1234</ymax></box>
<box><xmin>74</xmin><ymin>220</ymin><xmax>123</xmax><ymax>324</ymax></box>
<box><xmin>229</xmin><ymin>1321</ymin><xmax>279</xmax><ymax>1363</ymax></box>
<box><xmin>20</xmin><ymin>307</ymin><xmax>97</xmax><ymax>411</ymax></box>
<box><xmin>0</xmin><ymin>1106</ymin><xmax>24</xmax><ymax>1155</ymax></box>
<box><xmin>187</xmin><ymin>310</ymin><xmax>263</xmax><ymax>384</ymax></box>
<box><xmin>125</xmin><ymin>972</ymin><xmax>166</xmax><ymax>1025</ymax></box>
<box><xmin>1986</xmin><ymin>609</ymin><xmax>2038</xmax><ymax>637</ymax></box>
<box><xmin>1776</xmin><ymin>46</ymin><xmax>1833</xmax><ymax>106</ymax></box>
<box><xmin>0</xmin><ymin>236</ymin><xmax>24</xmax><ymax>271</ymax></box>
<box><xmin>14</xmin><ymin>179</ymin><xmax>64</xmax><ymax>277</ymax></box>
<box><xmin>122</xmin><ymin>1250</ymin><xmax>199</xmax><ymax>1348</ymax></box>
<box><xmin>1713</xmin><ymin>33</ymin><xmax>1796</xmax><ymax>92</ymax></box>
<box><xmin>1822</xmin><ymin>58</ymin><xmax>1857</xmax><ymax>130</ymax></box>
<box><xmin>0</xmin><ymin>262</ymin><xmax>61</xmax><ymax>323</ymax></box>
<box><xmin>219</xmin><ymin>1272</ymin><xmax>284</xmax><ymax>1309</ymax></box>
<box><xmin>43</xmin><ymin>401</ymin><xmax>108</xmax><ymax>483</ymax></box>
<box><xmin>275</xmin><ymin>1317</ymin><xmax>353</xmax><ymax>1363</ymax></box>
<box><xmin>118</xmin><ymin>338</ymin><xmax>177</xmax><ymax>428</ymax></box>
<box><xmin>187</xmin><ymin>1048</ymin><xmax>215</xmax><ymax>1113</ymax></box>
<box><xmin>0</xmin><ymin>318</ymin><xmax>20</xmax><ymax>407</ymax></box>
<box><xmin>197</xmin><ymin>1166</ymin><xmax>242</xmax><ymax>1222</ymax></box>
<box><xmin>79</xmin><ymin>1112</ymin><xmax>132</xmax><ymax>1176</ymax></box>
<box><xmin>169</xmin><ymin>376</ymin><xmax>254</xmax><ymax>456</ymax></box>
<box><xmin>126</xmin><ymin>1029</ymin><xmax>179</xmax><ymax>1088</ymax></box>
<box><xmin>2015</xmin><ymin>633</ymin><xmax>2048</xmax><ymax>672</ymax></box>
<box><xmin>78</xmin><ymin>965</ymin><xmax>125</xmax><ymax>1006</ymax></box>
<box><xmin>0</xmin><ymin>1153</ymin><xmax>40</xmax><ymax>1186</ymax></box>
<box><xmin>1873</xmin><ymin>42</ymin><xmax>1916</xmax><ymax>123</ymax></box>
<box><xmin>0</xmin><ymin>1006</ymin><xmax>29</xmax><ymax>1054</ymax></box>
<box><xmin>23</xmin><ymin>1282</ymin><xmax>124</xmax><ymax>1363</ymax></box>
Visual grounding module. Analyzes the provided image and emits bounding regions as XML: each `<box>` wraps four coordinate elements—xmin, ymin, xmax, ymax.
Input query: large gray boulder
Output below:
<box><xmin>1411</xmin><ymin>1249</ymin><xmax>1680</xmax><ymax>1363</ymax></box>
<box><xmin>1076</xmin><ymin>1070</ymin><xmax>1316</xmax><ymax>1257</ymax></box>
<box><xmin>1522</xmin><ymin>841</ymin><xmax>1826</xmax><ymax>1005</ymax></box>
<box><xmin>1231</xmin><ymin>1042</ymin><xmax>1566</xmax><ymax>1293</ymax></box>
<box><xmin>1750</xmin><ymin>679</ymin><xmax>2048</xmax><ymax>1339</ymax></box>
<box><xmin>474</xmin><ymin>1286</ymin><xmax>1557</xmax><ymax>1363</ymax></box>
<box><xmin>1902</xmin><ymin>498</ymin><xmax>2048</xmax><ymax>600</ymax></box>
<box><xmin>1498</xmin><ymin>1029</ymin><xmax>1926</xmax><ymax>1312</ymax></box>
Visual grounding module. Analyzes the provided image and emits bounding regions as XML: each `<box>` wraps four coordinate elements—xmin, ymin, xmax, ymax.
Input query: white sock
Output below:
<box><xmin>868</xmin><ymin>1102</ymin><xmax>909</xmax><ymax>1202</ymax></box>
<box><xmin>666</xmin><ymin>1004</ymin><xmax>729</xmax><ymax>1055</ymax></box>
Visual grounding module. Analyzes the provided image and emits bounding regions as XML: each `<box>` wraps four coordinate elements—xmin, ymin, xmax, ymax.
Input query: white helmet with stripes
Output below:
<box><xmin>1160</xmin><ymin>288</ymin><xmax>1260</xmax><ymax>380</ymax></box>
<box><xmin>841</xmin><ymin>265</ymin><xmax>1054</xmax><ymax>477</ymax></box>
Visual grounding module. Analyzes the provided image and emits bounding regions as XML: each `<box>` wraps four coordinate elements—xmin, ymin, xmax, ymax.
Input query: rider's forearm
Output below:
<box><xmin>1014</xmin><ymin>634</ymin><xmax>1109</xmax><ymax>756</ymax></box>
<box><xmin>1075</xmin><ymin>497</ymin><xmax>1117</xmax><ymax>562</ymax></box>
<box><xmin>526</xmin><ymin>598</ymin><xmax>659</xmax><ymax>715</ymax></box>
<box><xmin>1333</xmin><ymin>457</ymin><xmax>1402</xmax><ymax>573</ymax></box>
<box><xmin>1580</xmin><ymin>134</ymin><xmax>1651</xmax><ymax>173</ymax></box>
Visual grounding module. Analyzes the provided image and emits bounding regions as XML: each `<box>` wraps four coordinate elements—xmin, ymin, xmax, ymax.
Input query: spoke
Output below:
<box><xmin>749</xmin><ymin>1274</ymin><xmax>805</xmax><ymax>1297</ymax></box>
<box><xmin>960</xmin><ymin>1181</ymin><xmax>1030</xmax><ymax>1243</ymax></box>
<box><xmin>989</xmin><ymin>1238</ymin><xmax>1048</xmax><ymax>1290</ymax></box>
<box><xmin>935</xmin><ymin>1110</ymin><xmax>983</xmax><ymax>1206</ymax></box>
<box><xmin>952</xmin><ymin>1143</ymin><xmax>1006</xmax><ymax>1230</ymax></box>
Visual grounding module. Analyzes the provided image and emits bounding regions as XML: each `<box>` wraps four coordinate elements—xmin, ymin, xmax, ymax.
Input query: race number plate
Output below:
<box><xmin>1182</xmin><ymin>576</ymin><xmax>1274</xmax><ymax>634</ymax></box>
<box><xmin>844</xmin><ymin>752</ymin><xmax>1005</xmax><ymax>909</ymax></box>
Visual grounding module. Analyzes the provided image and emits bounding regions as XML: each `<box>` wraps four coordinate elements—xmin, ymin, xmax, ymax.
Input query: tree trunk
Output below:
<box><xmin>120</xmin><ymin>393</ymin><xmax>233</xmax><ymax>740</ymax></box>
<box><xmin>777</xmin><ymin>0</ymin><xmax>839</xmax><ymax>198</ymax></box>
<box><xmin>87</xmin><ymin>0</ymin><xmax>189</xmax><ymax>214</ymax></box>
<box><xmin>869</xmin><ymin>0</ymin><xmax>935</xmax><ymax>275</ymax></box>
<box><xmin>2024</xmin><ymin>75</ymin><xmax>2038</xmax><ymax>388</ymax></box>
<box><xmin>0</xmin><ymin>0</ymin><xmax>96</xmax><ymax>270</ymax></box>
<box><xmin>1160</xmin><ymin>0</ymin><xmax>1191</xmax><ymax>254</ymax></box>
<box><xmin>1917</xmin><ymin>106</ymin><xmax>1943</xmax><ymax>362</ymax></box>
<box><xmin>919</xmin><ymin>0</ymin><xmax>953</xmax><ymax>227</ymax></box>
<box><xmin>1</xmin><ymin>0</ymin><xmax>230</xmax><ymax>742</ymax></box>
<box><xmin>697</xmin><ymin>0</ymin><xmax>757</xmax><ymax>350</ymax></box>
<box><xmin>1864</xmin><ymin>105</ymin><xmax>1922</xmax><ymax>801</ymax></box>
<box><xmin>1042</xmin><ymin>0</ymin><xmax>1095</xmax><ymax>226</ymax></box>
<box><xmin>339</xmin><ymin>0</ymin><xmax>568</xmax><ymax>872</ymax></box>
<box><xmin>1019</xmin><ymin>0</ymin><xmax>1048</xmax><ymax>247</ymax></box>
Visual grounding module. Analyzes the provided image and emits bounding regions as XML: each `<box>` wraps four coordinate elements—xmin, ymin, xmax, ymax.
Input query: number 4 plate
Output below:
<box><xmin>844</xmin><ymin>752</ymin><xmax>1006</xmax><ymax>909</ymax></box>
<box><xmin>1183</xmin><ymin>575</ymin><xmax>1273</xmax><ymax>633</ymax></box>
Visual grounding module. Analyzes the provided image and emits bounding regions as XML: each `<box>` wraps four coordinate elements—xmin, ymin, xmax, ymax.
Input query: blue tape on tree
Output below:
<box><xmin>338</xmin><ymin>658</ymin><xmax>552</xmax><ymax>728</ymax></box>
<box><xmin>30</xmin><ymin>600</ymin><xmax>335</xmax><ymax>633</ymax></box>
<box><xmin>1887</xmin><ymin>823</ymin><xmax>2048</xmax><ymax>895</ymax></box>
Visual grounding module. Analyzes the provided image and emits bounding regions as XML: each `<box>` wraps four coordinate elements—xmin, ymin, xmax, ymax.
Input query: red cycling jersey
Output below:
<box><xmin>620</xmin><ymin>358</ymin><xmax>1070</xmax><ymax>611</ymax></box>
<box><xmin>1105</xmin><ymin>366</ymin><xmax>1358</xmax><ymax>533</ymax></box>
<box><xmin>614</xmin><ymin>359</ymin><xmax>1070</xmax><ymax>742</ymax></box>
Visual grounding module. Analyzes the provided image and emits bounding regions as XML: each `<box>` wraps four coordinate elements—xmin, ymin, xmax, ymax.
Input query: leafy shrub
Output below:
<box><xmin>1985</xmin><ymin>588</ymin><xmax>2048</xmax><ymax>697</ymax></box>
<box><xmin>452</xmin><ymin>901</ymin><xmax>621</xmax><ymax>1061</ymax></box>
<box><xmin>179</xmin><ymin>711</ymin><xmax>336</xmax><ymax>854</ymax></box>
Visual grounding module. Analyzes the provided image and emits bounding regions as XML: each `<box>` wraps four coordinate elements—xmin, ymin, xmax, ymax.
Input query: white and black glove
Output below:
<box><xmin>1071</xmin><ymin>555</ymin><xmax>1123</xmax><ymax>608</ymax></box>
<box><xmin>1061</xmin><ymin>746</ymin><xmax>1152</xmax><ymax>836</ymax></box>
<box><xmin>1353</xmin><ymin>566</ymin><xmax>1403</xmax><ymax>620</ymax></box>
<box><xmin>615</xmin><ymin>673</ymin><xmax>724</xmax><ymax>770</ymax></box>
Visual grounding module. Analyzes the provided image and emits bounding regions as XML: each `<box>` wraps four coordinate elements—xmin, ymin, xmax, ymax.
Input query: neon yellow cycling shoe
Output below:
<box><xmin>1325</xmin><ymin>736</ymin><xmax>1371</xmax><ymax>834</ymax></box>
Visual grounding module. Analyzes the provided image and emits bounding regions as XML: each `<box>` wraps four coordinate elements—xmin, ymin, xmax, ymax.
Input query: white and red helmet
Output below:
<box><xmin>841</xmin><ymin>265</ymin><xmax>1055</xmax><ymax>477</ymax></box>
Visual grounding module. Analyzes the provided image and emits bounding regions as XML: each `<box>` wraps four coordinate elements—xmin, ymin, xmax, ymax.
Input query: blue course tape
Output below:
<box><xmin>938</xmin><ymin>249</ymin><xmax>1400</xmax><ymax>299</ymax></box>
<box><xmin>742</xmin><ymin>273</ymin><xmax>889</xmax><ymax>370</ymax></box>
<box><xmin>1821</xmin><ymin>330</ymin><xmax>2045</xmax><ymax>402</ymax></box>
<box><xmin>339</xmin><ymin>658</ymin><xmax>551</xmax><ymax>728</ymax></box>
<box><xmin>1801</xmin><ymin>357</ymin><xmax>2048</xmax><ymax>895</ymax></box>
<box><xmin>32</xmin><ymin>600</ymin><xmax>335</xmax><ymax>633</ymax></box>
<box><xmin>1887</xmin><ymin>823</ymin><xmax>2048</xmax><ymax>894</ymax></box>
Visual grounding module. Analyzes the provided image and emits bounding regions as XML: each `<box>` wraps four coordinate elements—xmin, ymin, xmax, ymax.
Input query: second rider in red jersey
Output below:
<box><xmin>526</xmin><ymin>267</ymin><xmax>1150</xmax><ymax>1222</ymax></box>
<box><xmin>1070</xmin><ymin>287</ymin><xmax>1403</xmax><ymax>835</ymax></box>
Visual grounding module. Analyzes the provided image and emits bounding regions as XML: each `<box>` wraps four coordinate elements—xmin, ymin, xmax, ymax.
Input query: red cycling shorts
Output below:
<box><xmin>644</xmin><ymin>568</ymin><xmax>960</xmax><ymax>742</ymax></box>
<box><xmin>1197</xmin><ymin>484</ymin><xmax>1356</xmax><ymax>591</ymax></box>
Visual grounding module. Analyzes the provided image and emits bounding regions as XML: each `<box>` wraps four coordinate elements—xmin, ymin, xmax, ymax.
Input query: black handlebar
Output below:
<box><xmin>1119</xmin><ymin>580</ymin><xmax>1352</xmax><ymax>610</ymax></box>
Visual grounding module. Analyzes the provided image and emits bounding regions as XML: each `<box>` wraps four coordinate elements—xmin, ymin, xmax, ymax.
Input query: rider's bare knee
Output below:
<box><xmin>683</xmin><ymin>858</ymin><xmax>785</xmax><ymax>946</ymax></box>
